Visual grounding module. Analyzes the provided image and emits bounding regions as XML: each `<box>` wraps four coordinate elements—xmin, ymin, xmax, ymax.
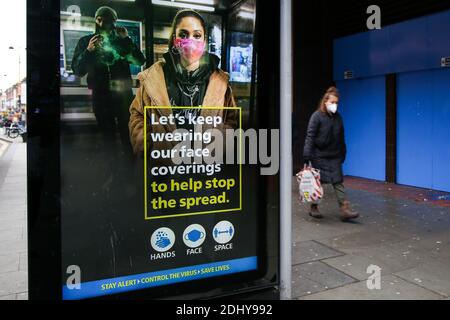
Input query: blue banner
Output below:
<box><xmin>63</xmin><ymin>256</ymin><xmax>258</xmax><ymax>300</ymax></box>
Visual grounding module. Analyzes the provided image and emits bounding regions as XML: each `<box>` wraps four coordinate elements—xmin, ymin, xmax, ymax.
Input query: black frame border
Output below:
<box><xmin>27</xmin><ymin>0</ymin><xmax>280</xmax><ymax>300</ymax></box>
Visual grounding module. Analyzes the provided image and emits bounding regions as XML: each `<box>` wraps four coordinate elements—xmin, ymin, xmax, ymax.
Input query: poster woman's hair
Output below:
<box><xmin>168</xmin><ymin>9</ymin><xmax>207</xmax><ymax>50</ymax></box>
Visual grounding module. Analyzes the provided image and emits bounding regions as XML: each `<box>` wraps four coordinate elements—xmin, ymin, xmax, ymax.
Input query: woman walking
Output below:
<box><xmin>303</xmin><ymin>87</ymin><xmax>359</xmax><ymax>222</ymax></box>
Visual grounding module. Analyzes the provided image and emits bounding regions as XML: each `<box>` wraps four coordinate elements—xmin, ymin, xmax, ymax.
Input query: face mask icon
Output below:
<box><xmin>183</xmin><ymin>224</ymin><xmax>206</xmax><ymax>248</ymax></box>
<box><xmin>185</xmin><ymin>229</ymin><xmax>205</xmax><ymax>242</ymax></box>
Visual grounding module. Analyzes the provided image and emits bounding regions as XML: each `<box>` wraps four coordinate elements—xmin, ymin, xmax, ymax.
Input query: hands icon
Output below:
<box><xmin>155</xmin><ymin>231</ymin><xmax>171</xmax><ymax>249</ymax></box>
<box><xmin>156</xmin><ymin>235</ymin><xmax>171</xmax><ymax>249</ymax></box>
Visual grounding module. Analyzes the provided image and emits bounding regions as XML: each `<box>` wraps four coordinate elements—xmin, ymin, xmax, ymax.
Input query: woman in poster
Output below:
<box><xmin>303</xmin><ymin>87</ymin><xmax>359</xmax><ymax>222</ymax></box>
<box><xmin>129</xmin><ymin>9</ymin><xmax>237</xmax><ymax>156</ymax></box>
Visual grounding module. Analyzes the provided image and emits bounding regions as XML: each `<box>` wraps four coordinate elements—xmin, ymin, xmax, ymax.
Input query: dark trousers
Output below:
<box><xmin>322</xmin><ymin>183</ymin><xmax>346</xmax><ymax>205</ymax></box>
<box><xmin>92</xmin><ymin>89</ymin><xmax>133</xmax><ymax>156</ymax></box>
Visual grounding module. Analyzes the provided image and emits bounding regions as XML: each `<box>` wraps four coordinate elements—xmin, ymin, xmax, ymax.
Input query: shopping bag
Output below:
<box><xmin>296</xmin><ymin>163</ymin><xmax>323</xmax><ymax>204</ymax></box>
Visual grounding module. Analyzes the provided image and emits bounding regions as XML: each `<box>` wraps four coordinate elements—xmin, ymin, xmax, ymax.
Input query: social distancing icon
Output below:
<box><xmin>212</xmin><ymin>221</ymin><xmax>234</xmax><ymax>244</ymax></box>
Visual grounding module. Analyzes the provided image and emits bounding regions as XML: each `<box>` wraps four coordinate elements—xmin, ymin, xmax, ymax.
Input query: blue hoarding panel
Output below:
<box><xmin>333</xmin><ymin>29</ymin><xmax>390</xmax><ymax>81</ymax></box>
<box><xmin>397</xmin><ymin>71</ymin><xmax>434</xmax><ymax>189</ymax></box>
<box><xmin>337</xmin><ymin>77</ymin><xmax>386</xmax><ymax>181</ymax></box>
<box><xmin>389</xmin><ymin>16</ymin><xmax>433</xmax><ymax>74</ymax></box>
<box><xmin>334</xmin><ymin>33</ymin><xmax>369</xmax><ymax>81</ymax></box>
<box><xmin>428</xmin><ymin>11</ymin><xmax>450</xmax><ymax>69</ymax></box>
<box><xmin>367</xmin><ymin>28</ymin><xmax>391</xmax><ymax>77</ymax></box>
<box><xmin>431</xmin><ymin>68</ymin><xmax>450</xmax><ymax>192</ymax></box>
<box><xmin>334</xmin><ymin>10</ymin><xmax>450</xmax><ymax>80</ymax></box>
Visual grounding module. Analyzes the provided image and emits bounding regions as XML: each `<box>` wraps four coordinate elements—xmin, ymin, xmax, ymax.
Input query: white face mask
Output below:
<box><xmin>326</xmin><ymin>103</ymin><xmax>338</xmax><ymax>114</ymax></box>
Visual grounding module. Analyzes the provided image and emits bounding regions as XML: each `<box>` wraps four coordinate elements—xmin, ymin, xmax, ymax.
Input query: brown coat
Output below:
<box><xmin>129</xmin><ymin>61</ymin><xmax>238</xmax><ymax>155</ymax></box>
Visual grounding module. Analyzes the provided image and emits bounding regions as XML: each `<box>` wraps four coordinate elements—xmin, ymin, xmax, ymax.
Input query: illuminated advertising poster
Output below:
<box><xmin>58</xmin><ymin>0</ymin><xmax>277</xmax><ymax>300</ymax></box>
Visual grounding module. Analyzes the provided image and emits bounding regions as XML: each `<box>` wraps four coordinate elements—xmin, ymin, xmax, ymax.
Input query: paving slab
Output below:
<box><xmin>0</xmin><ymin>209</ymin><xmax>27</xmax><ymax>217</ymax></box>
<box><xmin>0</xmin><ymin>211</ymin><xmax>26</xmax><ymax>220</ymax></box>
<box><xmin>0</xmin><ymin>140</ymin><xmax>9</xmax><ymax>158</ymax></box>
<box><xmin>0</xmin><ymin>220</ymin><xmax>26</xmax><ymax>232</ymax></box>
<box><xmin>388</xmin><ymin>233</ymin><xmax>450</xmax><ymax>263</ymax></box>
<box><xmin>2</xmin><ymin>176</ymin><xmax>26</xmax><ymax>184</ymax></box>
<box><xmin>292</xmin><ymin>176</ymin><xmax>450</xmax><ymax>300</ymax></box>
<box><xmin>316</xmin><ymin>230</ymin><xmax>410</xmax><ymax>255</ymax></box>
<box><xmin>19</xmin><ymin>252</ymin><xmax>27</xmax><ymax>271</ymax></box>
<box><xmin>322</xmin><ymin>254</ymin><xmax>396</xmax><ymax>281</ymax></box>
<box><xmin>0</xmin><ymin>208</ymin><xmax>26</xmax><ymax>215</ymax></box>
<box><xmin>22</xmin><ymin>227</ymin><xmax>27</xmax><ymax>241</ymax></box>
<box><xmin>395</xmin><ymin>260</ymin><xmax>450</xmax><ymax>298</ymax></box>
<box><xmin>0</xmin><ymin>254</ymin><xmax>20</xmax><ymax>273</ymax></box>
<box><xmin>0</xmin><ymin>227</ymin><xmax>22</xmax><ymax>241</ymax></box>
<box><xmin>295</xmin><ymin>261</ymin><xmax>357</xmax><ymax>291</ymax></box>
<box><xmin>352</xmin><ymin>241</ymin><xmax>447</xmax><ymax>274</ymax></box>
<box><xmin>0</xmin><ymin>182</ymin><xmax>27</xmax><ymax>191</ymax></box>
<box><xmin>0</xmin><ymin>239</ymin><xmax>27</xmax><ymax>255</ymax></box>
<box><xmin>0</xmin><ymin>201</ymin><xmax>27</xmax><ymax>209</ymax></box>
<box><xmin>330</xmin><ymin>244</ymin><xmax>432</xmax><ymax>275</ymax></box>
<box><xmin>0</xmin><ymin>143</ymin><xmax>29</xmax><ymax>300</ymax></box>
<box><xmin>0</xmin><ymin>193</ymin><xmax>26</xmax><ymax>199</ymax></box>
<box><xmin>292</xmin><ymin>265</ymin><xmax>328</xmax><ymax>299</ymax></box>
<box><xmin>16</xmin><ymin>292</ymin><xmax>28</xmax><ymax>300</ymax></box>
<box><xmin>292</xmin><ymin>240</ymin><xmax>344</xmax><ymax>265</ymax></box>
<box><xmin>5</xmin><ymin>171</ymin><xmax>26</xmax><ymax>177</ymax></box>
<box><xmin>292</xmin><ymin>214</ymin><xmax>366</xmax><ymax>243</ymax></box>
<box><xmin>341</xmin><ymin>189</ymin><xmax>450</xmax><ymax>236</ymax></box>
<box><xmin>0</xmin><ymin>271</ymin><xmax>28</xmax><ymax>296</ymax></box>
<box><xmin>299</xmin><ymin>275</ymin><xmax>444</xmax><ymax>300</ymax></box>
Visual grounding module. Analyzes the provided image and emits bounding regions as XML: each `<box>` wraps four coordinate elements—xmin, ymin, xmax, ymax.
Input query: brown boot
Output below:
<box><xmin>339</xmin><ymin>201</ymin><xmax>359</xmax><ymax>222</ymax></box>
<box><xmin>309</xmin><ymin>203</ymin><xmax>323</xmax><ymax>219</ymax></box>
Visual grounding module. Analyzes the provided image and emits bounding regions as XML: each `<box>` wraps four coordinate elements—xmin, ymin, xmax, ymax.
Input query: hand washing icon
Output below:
<box><xmin>151</xmin><ymin>227</ymin><xmax>175</xmax><ymax>253</ymax></box>
<box><xmin>156</xmin><ymin>231</ymin><xmax>171</xmax><ymax>249</ymax></box>
<box><xmin>185</xmin><ymin>229</ymin><xmax>205</xmax><ymax>242</ymax></box>
<box><xmin>183</xmin><ymin>224</ymin><xmax>206</xmax><ymax>248</ymax></box>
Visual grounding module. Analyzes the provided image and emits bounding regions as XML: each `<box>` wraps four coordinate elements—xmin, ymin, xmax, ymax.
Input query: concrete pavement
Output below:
<box><xmin>292</xmin><ymin>178</ymin><xmax>450</xmax><ymax>300</ymax></box>
<box><xmin>0</xmin><ymin>137</ymin><xmax>449</xmax><ymax>300</ymax></box>
<box><xmin>0</xmin><ymin>139</ymin><xmax>27</xmax><ymax>300</ymax></box>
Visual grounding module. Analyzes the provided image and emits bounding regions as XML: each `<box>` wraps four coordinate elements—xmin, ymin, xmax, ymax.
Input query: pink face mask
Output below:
<box><xmin>173</xmin><ymin>38</ymin><xmax>206</xmax><ymax>63</ymax></box>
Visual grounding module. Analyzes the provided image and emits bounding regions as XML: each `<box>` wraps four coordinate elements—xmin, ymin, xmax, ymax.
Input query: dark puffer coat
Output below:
<box><xmin>303</xmin><ymin>111</ymin><xmax>347</xmax><ymax>184</ymax></box>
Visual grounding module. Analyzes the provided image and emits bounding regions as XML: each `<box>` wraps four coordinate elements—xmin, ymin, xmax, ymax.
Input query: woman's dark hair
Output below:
<box><xmin>318</xmin><ymin>86</ymin><xmax>340</xmax><ymax>113</ymax></box>
<box><xmin>168</xmin><ymin>9</ymin><xmax>207</xmax><ymax>50</ymax></box>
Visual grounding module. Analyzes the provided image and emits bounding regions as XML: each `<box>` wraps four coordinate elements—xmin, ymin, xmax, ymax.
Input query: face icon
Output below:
<box><xmin>174</xmin><ymin>16</ymin><xmax>206</xmax><ymax>67</ymax></box>
<box><xmin>183</xmin><ymin>224</ymin><xmax>206</xmax><ymax>248</ymax></box>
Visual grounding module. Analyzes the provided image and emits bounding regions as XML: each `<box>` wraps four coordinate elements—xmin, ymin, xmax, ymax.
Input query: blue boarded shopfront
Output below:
<box><xmin>334</xmin><ymin>10</ymin><xmax>450</xmax><ymax>192</ymax></box>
